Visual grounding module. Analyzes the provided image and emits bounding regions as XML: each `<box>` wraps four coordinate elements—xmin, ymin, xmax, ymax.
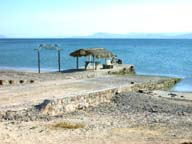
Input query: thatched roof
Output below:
<box><xmin>70</xmin><ymin>48</ymin><xmax>115</xmax><ymax>58</ymax></box>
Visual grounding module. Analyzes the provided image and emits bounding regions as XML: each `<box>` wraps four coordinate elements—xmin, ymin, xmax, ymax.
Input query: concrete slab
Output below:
<box><xmin>0</xmin><ymin>75</ymin><xmax>169</xmax><ymax>111</ymax></box>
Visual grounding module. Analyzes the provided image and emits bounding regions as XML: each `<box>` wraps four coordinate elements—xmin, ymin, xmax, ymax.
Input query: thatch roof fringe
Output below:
<box><xmin>70</xmin><ymin>48</ymin><xmax>115</xmax><ymax>58</ymax></box>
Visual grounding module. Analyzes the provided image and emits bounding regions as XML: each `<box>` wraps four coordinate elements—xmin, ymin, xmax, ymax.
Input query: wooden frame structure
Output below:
<box><xmin>34</xmin><ymin>44</ymin><xmax>62</xmax><ymax>73</ymax></box>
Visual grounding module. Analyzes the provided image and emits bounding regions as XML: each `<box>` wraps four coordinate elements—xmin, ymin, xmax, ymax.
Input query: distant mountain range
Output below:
<box><xmin>72</xmin><ymin>32</ymin><xmax>192</xmax><ymax>39</ymax></box>
<box><xmin>2</xmin><ymin>33</ymin><xmax>192</xmax><ymax>39</ymax></box>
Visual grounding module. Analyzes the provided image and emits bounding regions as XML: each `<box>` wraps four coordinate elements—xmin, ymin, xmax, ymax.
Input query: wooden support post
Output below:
<box><xmin>93</xmin><ymin>56</ymin><xmax>95</xmax><ymax>70</ymax></box>
<box><xmin>76</xmin><ymin>57</ymin><xmax>79</xmax><ymax>70</ymax></box>
<box><xmin>58</xmin><ymin>49</ymin><xmax>61</xmax><ymax>72</ymax></box>
<box><xmin>38</xmin><ymin>50</ymin><xmax>40</xmax><ymax>73</ymax></box>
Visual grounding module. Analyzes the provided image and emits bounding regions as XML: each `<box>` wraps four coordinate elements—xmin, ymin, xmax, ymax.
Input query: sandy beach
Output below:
<box><xmin>0</xmin><ymin>69</ymin><xmax>192</xmax><ymax>144</ymax></box>
<box><xmin>2</xmin><ymin>0</ymin><xmax>192</xmax><ymax>143</ymax></box>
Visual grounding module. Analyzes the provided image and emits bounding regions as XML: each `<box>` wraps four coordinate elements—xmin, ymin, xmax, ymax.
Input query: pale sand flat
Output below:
<box><xmin>153</xmin><ymin>90</ymin><xmax>192</xmax><ymax>101</ymax></box>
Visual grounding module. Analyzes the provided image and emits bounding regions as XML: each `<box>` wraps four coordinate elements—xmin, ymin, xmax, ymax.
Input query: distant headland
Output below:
<box><xmin>0</xmin><ymin>35</ymin><xmax>6</xmax><ymax>38</ymax></box>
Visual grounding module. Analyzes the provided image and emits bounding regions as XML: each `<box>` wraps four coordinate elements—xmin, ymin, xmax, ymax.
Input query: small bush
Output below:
<box><xmin>54</xmin><ymin>121</ymin><xmax>85</xmax><ymax>129</ymax></box>
<box><xmin>30</xmin><ymin>126</ymin><xmax>38</xmax><ymax>129</ymax></box>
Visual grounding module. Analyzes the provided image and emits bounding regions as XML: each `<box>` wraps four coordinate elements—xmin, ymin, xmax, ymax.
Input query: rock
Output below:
<box><xmin>181</xmin><ymin>142</ymin><xmax>192</xmax><ymax>144</ymax></box>
<box><xmin>35</xmin><ymin>99</ymin><xmax>52</xmax><ymax>111</ymax></box>
<box><xmin>5</xmin><ymin>111</ymin><xmax>16</xmax><ymax>120</ymax></box>
<box><xmin>131</xmin><ymin>81</ymin><xmax>134</xmax><ymax>84</ymax></box>
<box><xmin>65</xmin><ymin>104</ymin><xmax>76</xmax><ymax>112</ymax></box>
<box><xmin>78</xmin><ymin>102</ymin><xmax>89</xmax><ymax>110</ymax></box>
<box><xmin>168</xmin><ymin>93</ymin><xmax>177</xmax><ymax>97</ymax></box>
<box><xmin>0</xmin><ymin>112</ymin><xmax>5</xmax><ymax>120</ymax></box>
<box><xmin>138</xmin><ymin>89</ymin><xmax>144</xmax><ymax>93</ymax></box>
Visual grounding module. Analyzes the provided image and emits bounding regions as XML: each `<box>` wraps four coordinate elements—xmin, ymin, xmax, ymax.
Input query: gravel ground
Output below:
<box><xmin>83</xmin><ymin>92</ymin><xmax>192</xmax><ymax>143</ymax></box>
<box><xmin>1</xmin><ymin>92</ymin><xmax>191</xmax><ymax>144</ymax></box>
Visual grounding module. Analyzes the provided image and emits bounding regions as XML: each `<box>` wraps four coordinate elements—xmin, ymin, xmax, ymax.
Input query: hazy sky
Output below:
<box><xmin>1</xmin><ymin>0</ymin><xmax>192</xmax><ymax>38</ymax></box>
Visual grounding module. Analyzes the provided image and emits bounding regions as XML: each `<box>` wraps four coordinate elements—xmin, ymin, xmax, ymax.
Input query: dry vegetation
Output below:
<box><xmin>53</xmin><ymin>121</ymin><xmax>86</xmax><ymax>129</ymax></box>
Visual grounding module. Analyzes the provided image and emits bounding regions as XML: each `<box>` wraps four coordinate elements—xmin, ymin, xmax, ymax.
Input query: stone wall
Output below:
<box><xmin>32</xmin><ymin>78</ymin><xmax>181</xmax><ymax>116</ymax></box>
<box><xmin>107</xmin><ymin>64</ymin><xmax>135</xmax><ymax>75</ymax></box>
<box><xmin>36</xmin><ymin>89</ymin><xmax>118</xmax><ymax>116</ymax></box>
<box><xmin>0</xmin><ymin>78</ymin><xmax>180</xmax><ymax>121</ymax></box>
<box><xmin>130</xmin><ymin>78</ymin><xmax>180</xmax><ymax>92</ymax></box>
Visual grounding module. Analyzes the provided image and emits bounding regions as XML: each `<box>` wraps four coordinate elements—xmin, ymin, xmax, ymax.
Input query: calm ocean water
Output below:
<box><xmin>0</xmin><ymin>38</ymin><xmax>191</xmax><ymax>92</ymax></box>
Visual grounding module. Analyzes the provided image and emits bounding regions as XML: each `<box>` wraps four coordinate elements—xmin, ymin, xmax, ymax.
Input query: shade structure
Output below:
<box><xmin>70</xmin><ymin>48</ymin><xmax>115</xmax><ymax>58</ymax></box>
<box><xmin>70</xmin><ymin>49</ymin><xmax>90</xmax><ymax>57</ymax></box>
<box><xmin>70</xmin><ymin>48</ymin><xmax>115</xmax><ymax>70</ymax></box>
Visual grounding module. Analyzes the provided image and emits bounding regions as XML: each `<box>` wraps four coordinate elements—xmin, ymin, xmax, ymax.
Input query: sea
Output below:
<box><xmin>0</xmin><ymin>38</ymin><xmax>191</xmax><ymax>92</ymax></box>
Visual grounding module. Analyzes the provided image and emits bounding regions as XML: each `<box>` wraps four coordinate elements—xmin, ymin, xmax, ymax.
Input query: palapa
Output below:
<box><xmin>70</xmin><ymin>48</ymin><xmax>115</xmax><ymax>70</ymax></box>
<box><xmin>70</xmin><ymin>49</ymin><xmax>90</xmax><ymax>57</ymax></box>
<box><xmin>70</xmin><ymin>48</ymin><xmax>115</xmax><ymax>58</ymax></box>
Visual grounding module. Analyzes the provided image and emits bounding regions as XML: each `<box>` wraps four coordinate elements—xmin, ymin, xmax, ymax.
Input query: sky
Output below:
<box><xmin>1</xmin><ymin>0</ymin><xmax>192</xmax><ymax>38</ymax></box>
